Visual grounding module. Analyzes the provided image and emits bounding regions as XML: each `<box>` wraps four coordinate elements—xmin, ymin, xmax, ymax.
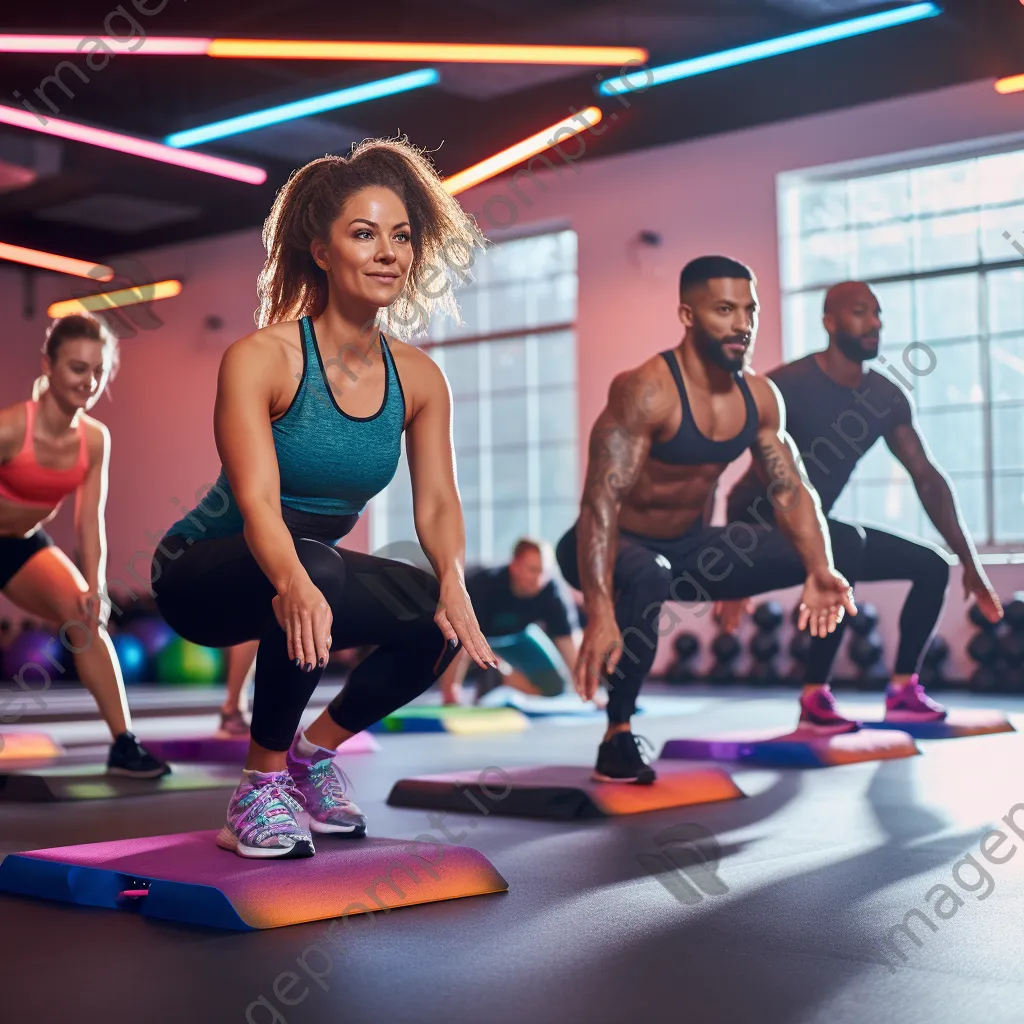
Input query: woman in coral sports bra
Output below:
<box><xmin>0</xmin><ymin>313</ymin><xmax>168</xmax><ymax>777</ymax></box>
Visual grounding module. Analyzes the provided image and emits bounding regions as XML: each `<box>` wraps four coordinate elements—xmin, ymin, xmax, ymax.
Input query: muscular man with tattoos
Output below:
<box><xmin>555</xmin><ymin>256</ymin><xmax>858</xmax><ymax>784</ymax></box>
<box><xmin>720</xmin><ymin>281</ymin><xmax>1003</xmax><ymax>729</ymax></box>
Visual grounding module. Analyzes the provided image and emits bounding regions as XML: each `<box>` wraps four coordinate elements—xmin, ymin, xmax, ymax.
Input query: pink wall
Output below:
<box><xmin>2</xmin><ymin>77</ymin><xmax>1022</xmax><ymax>680</ymax></box>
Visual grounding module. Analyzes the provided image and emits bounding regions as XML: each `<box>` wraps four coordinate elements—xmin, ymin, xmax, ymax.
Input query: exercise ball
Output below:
<box><xmin>849</xmin><ymin>602</ymin><xmax>879</xmax><ymax>637</ymax></box>
<box><xmin>752</xmin><ymin>600</ymin><xmax>784</xmax><ymax>632</ymax></box>
<box><xmin>849</xmin><ymin>631</ymin><xmax>884</xmax><ymax>667</ymax></box>
<box><xmin>112</xmin><ymin>633</ymin><xmax>147</xmax><ymax>684</ymax></box>
<box><xmin>155</xmin><ymin>637</ymin><xmax>223</xmax><ymax>685</ymax></box>
<box><xmin>3</xmin><ymin>629</ymin><xmax>64</xmax><ymax>683</ymax></box>
<box><xmin>125</xmin><ymin>616</ymin><xmax>176</xmax><ymax>657</ymax></box>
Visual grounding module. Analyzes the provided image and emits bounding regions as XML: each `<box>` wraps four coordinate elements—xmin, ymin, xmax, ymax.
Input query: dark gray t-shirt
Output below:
<box><xmin>727</xmin><ymin>354</ymin><xmax>912</xmax><ymax>522</ymax></box>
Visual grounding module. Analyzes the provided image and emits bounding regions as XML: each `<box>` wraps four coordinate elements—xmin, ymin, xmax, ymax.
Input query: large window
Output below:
<box><xmin>371</xmin><ymin>228</ymin><xmax>579</xmax><ymax>566</ymax></box>
<box><xmin>779</xmin><ymin>142</ymin><xmax>1024</xmax><ymax>548</ymax></box>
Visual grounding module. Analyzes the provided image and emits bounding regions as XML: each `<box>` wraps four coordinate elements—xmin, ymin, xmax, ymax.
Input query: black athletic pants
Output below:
<box><xmin>152</xmin><ymin>532</ymin><xmax>458</xmax><ymax>750</ymax></box>
<box><xmin>557</xmin><ymin>517</ymin><xmax>950</xmax><ymax>724</ymax></box>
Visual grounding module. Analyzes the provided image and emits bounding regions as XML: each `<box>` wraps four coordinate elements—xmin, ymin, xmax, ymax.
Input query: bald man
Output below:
<box><xmin>724</xmin><ymin>281</ymin><xmax>1002</xmax><ymax>727</ymax></box>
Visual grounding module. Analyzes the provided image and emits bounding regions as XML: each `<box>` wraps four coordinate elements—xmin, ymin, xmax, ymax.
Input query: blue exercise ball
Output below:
<box><xmin>124</xmin><ymin>616</ymin><xmax>176</xmax><ymax>662</ymax></box>
<box><xmin>112</xmin><ymin>633</ymin><xmax>147</xmax><ymax>684</ymax></box>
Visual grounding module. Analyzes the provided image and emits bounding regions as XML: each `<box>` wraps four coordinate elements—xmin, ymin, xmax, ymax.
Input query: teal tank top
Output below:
<box><xmin>168</xmin><ymin>316</ymin><xmax>405</xmax><ymax>542</ymax></box>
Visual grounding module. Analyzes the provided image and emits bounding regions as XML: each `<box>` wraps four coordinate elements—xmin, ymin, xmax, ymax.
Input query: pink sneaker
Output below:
<box><xmin>216</xmin><ymin>770</ymin><xmax>313</xmax><ymax>859</ymax></box>
<box><xmin>798</xmin><ymin>686</ymin><xmax>860</xmax><ymax>734</ymax></box>
<box><xmin>885</xmin><ymin>678</ymin><xmax>947</xmax><ymax>722</ymax></box>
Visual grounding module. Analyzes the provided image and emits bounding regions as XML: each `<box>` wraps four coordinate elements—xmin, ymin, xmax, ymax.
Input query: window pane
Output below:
<box><xmin>855</xmin><ymin>477</ymin><xmax>919</xmax><ymax>533</ymax></box>
<box><xmin>916</xmin><ymin>408</ymin><xmax>985</xmax><ymax>473</ymax></box>
<box><xmin>782</xmin><ymin>289</ymin><xmax>827</xmax><ymax>360</ymax></box>
<box><xmin>797</xmin><ymin>180</ymin><xmax>848</xmax><ymax>234</ymax></box>
<box><xmin>533</xmin><ymin>273</ymin><xmax>577</xmax><ymax>326</ymax></box>
<box><xmin>463</xmin><ymin>505</ymin><xmax>482</xmax><ymax>567</ymax></box>
<box><xmin>993</xmin><ymin>404</ymin><xmax>1024</xmax><ymax>471</ymax></box>
<box><xmin>490</xmin><ymin>392</ymin><xmax>528</xmax><ymax>447</ymax></box>
<box><xmin>800</xmin><ymin>230</ymin><xmax>850</xmax><ymax>289</ymax></box>
<box><xmin>911</xmin><ymin>159</ymin><xmax>978</xmax><ymax>216</ymax></box>
<box><xmin>853</xmin><ymin>436</ymin><xmax>902</xmax><ymax>482</ymax></box>
<box><xmin>536</xmin><ymin>331</ymin><xmax>576</xmax><ymax>387</ymax></box>
<box><xmin>873</xmin><ymin>281</ymin><xmax>913</xmax><ymax>347</ymax></box>
<box><xmin>980</xmin><ymin>206</ymin><xmax>1024</xmax><ymax>264</ymax></box>
<box><xmin>453</xmin><ymin>397</ymin><xmax>480</xmax><ymax>450</ymax></box>
<box><xmin>538</xmin><ymin>386</ymin><xmax>577</xmax><ymax>443</ymax></box>
<box><xmin>943</xmin><ymin>474</ymin><xmax>987</xmax><ymax>543</ymax></box>
<box><xmin>492</xmin><ymin>449</ymin><xmax>529</xmax><ymax>502</ymax></box>
<box><xmin>909</xmin><ymin>339</ymin><xmax>983</xmax><ymax>411</ymax></box>
<box><xmin>849</xmin><ymin>171</ymin><xmax>910</xmax><ymax>225</ymax></box>
<box><xmin>492</xmin><ymin>506</ymin><xmax>527</xmax><ymax>563</ymax></box>
<box><xmin>487</xmin><ymin>281</ymin><xmax>529</xmax><ymax>334</ymax></box>
<box><xmin>830</xmin><ymin>484</ymin><xmax>857</xmax><ymax>523</ymax></box>
<box><xmin>456</xmin><ymin>452</ymin><xmax>481</xmax><ymax>504</ymax></box>
<box><xmin>914</xmin><ymin>275</ymin><xmax>979</xmax><ymax>342</ymax></box>
<box><xmin>490</xmin><ymin>338</ymin><xmax>527</xmax><ymax>393</ymax></box>
<box><xmin>444</xmin><ymin>345</ymin><xmax>479</xmax><ymax>396</ymax></box>
<box><xmin>990</xmin><ymin>336</ymin><xmax>1024</xmax><ymax>402</ymax></box>
<box><xmin>994</xmin><ymin>474</ymin><xmax>1024</xmax><ymax>543</ymax></box>
<box><xmin>988</xmin><ymin>269</ymin><xmax>1024</xmax><ymax>335</ymax></box>
<box><xmin>852</xmin><ymin>223</ymin><xmax>912</xmax><ymax>278</ymax></box>
<box><xmin>914</xmin><ymin>211</ymin><xmax>979</xmax><ymax>272</ymax></box>
<box><xmin>538</xmin><ymin>444</ymin><xmax>579</xmax><ymax>502</ymax></box>
<box><xmin>978</xmin><ymin>151</ymin><xmax>1024</xmax><ymax>207</ymax></box>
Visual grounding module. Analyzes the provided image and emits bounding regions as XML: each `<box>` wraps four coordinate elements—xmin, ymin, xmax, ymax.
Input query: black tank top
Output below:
<box><xmin>648</xmin><ymin>350</ymin><xmax>758</xmax><ymax>466</ymax></box>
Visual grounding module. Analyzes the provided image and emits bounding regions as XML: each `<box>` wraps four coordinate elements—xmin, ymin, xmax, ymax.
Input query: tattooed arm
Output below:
<box><xmin>749</xmin><ymin>377</ymin><xmax>856</xmax><ymax>637</ymax></box>
<box><xmin>573</xmin><ymin>364</ymin><xmax>669</xmax><ymax>698</ymax></box>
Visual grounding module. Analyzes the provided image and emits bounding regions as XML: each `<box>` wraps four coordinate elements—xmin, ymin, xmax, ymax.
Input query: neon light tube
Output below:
<box><xmin>443</xmin><ymin>107</ymin><xmax>603</xmax><ymax>196</ymax></box>
<box><xmin>0</xmin><ymin>242</ymin><xmax>114</xmax><ymax>280</ymax></box>
<box><xmin>47</xmin><ymin>279</ymin><xmax>183</xmax><ymax>317</ymax></box>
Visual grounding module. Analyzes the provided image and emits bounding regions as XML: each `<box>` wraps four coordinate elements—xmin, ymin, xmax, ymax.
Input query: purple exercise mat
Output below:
<box><xmin>142</xmin><ymin>730</ymin><xmax>379</xmax><ymax>764</ymax></box>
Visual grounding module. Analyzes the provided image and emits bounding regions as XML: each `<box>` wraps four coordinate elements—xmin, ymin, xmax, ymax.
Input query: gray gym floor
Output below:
<box><xmin>3</xmin><ymin>686</ymin><xmax>1024</xmax><ymax>1024</ymax></box>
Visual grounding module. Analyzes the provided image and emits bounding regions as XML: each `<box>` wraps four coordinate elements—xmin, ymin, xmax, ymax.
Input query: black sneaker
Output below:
<box><xmin>107</xmin><ymin>732</ymin><xmax>172</xmax><ymax>779</ymax></box>
<box><xmin>593</xmin><ymin>732</ymin><xmax>657</xmax><ymax>785</ymax></box>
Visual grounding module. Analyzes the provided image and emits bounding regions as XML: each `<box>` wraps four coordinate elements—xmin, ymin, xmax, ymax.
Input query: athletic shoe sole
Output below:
<box><xmin>591</xmin><ymin>771</ymin><xmax>657</xmax><ymax>785</ymax></box>
<box><xmin>797</xmin><ymin>717</ymin><xmax>860</xmax><ymax>734</ymax></box>
<box><xmin>309</xmin><ymin>818</ymin><xmax>367</xmax><ymax>836</ymax></box>
<box><xmin>215</xmin><ymin>825</ymin><xmax>315</xmax><ymax>859</ymax></box>
<box><xmin>107</xmin><ymin>765</ymin><xmax>172</xmax><ymax>779</ymax></box>
<box><xmin>883</xmin><ymin>710</ymin><xmax>948</xmax><ymax>722</ymax></box>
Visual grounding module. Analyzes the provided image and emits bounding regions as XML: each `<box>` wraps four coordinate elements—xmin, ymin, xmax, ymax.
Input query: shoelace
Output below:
<box><xmin>905</xmin><ymin>682</ymin><xmax>943</xmax><ymax>711</ymax></box>
<box><xmin>632</xmin><ymin>734</ymin><xmax>656</xmax><ymax>762</ymax></box>
<box><xmin>307</xmin><ymin>758</ymin><xmax>353</xmax><ymax>808</ymax></box>
<box><xmin>240</xmin><ymin>776</ymin><xmax>304</xmax><ymax>836</ymax></box>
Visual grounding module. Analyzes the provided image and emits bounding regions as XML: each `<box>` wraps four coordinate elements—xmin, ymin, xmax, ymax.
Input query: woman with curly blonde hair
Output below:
<box><xmin>152</xmin><ymin>138</ymin><xmax>497</xmax><ymax>858</ymax></box>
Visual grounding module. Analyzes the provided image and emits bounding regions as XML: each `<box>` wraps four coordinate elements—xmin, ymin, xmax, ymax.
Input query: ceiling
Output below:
<box><xmin>0</xmin><ymin>0</ymin><xmax>1020</xmax><ymax>265</ymax></box>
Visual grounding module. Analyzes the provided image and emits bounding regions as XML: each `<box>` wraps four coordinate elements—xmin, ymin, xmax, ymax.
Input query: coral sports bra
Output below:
<box><xmin>0</xmin><ymin>401</ymin><xmax>89</xmax><ymax>508</ymax></box>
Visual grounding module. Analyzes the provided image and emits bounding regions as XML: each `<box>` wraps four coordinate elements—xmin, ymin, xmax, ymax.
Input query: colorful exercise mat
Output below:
<box><xmin>141</xmin><ymin>730</ymin><xmax>379</xmax><ymax>764</ymax></box>
<box><xmin>0</xmin><ymin>830</ymin><xmax>508</xmax><ymax>930</ymax></box>
<box><xmin>370</xmin><ymin>705</ymin><xmax>529</xmax><ymax>735</ymax></box>
<box><xmin>0</xmin><ymin>762</ymin><xmax>239</xmax><ymax>801</ymax></box>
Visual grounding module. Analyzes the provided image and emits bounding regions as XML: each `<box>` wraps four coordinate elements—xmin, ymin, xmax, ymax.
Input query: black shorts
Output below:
<box><xmin>0</xmin><ymin>530</ymin><xmax>53</xmax><ymax>590</ymax></box>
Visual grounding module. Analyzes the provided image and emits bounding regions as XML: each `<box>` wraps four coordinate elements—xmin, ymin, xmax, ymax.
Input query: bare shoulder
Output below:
<box><xmin>385</xmin><ymin>335</ymin><xmax>447</xmax><ymax>406</ymax></box>
<box><xmin>80</xmin><ymin>415</ymin><xmax>110</xmax><ymax>463</ymax></box>
<box><xmin>220</xmin><ymin>323</ymin><xmax>294</xmax><ymax>378</ymax></box>
<box><xmin>743</xmin><ymin>370</ymin><xmax>784</xmax><ymax>424</ymax></box>
<box><xmin>606</xmin><ymin>353</ymin><xmax>676</xmax><ymax>426</ymax></box>
<box><xmin>0</xmin><ymin>402</ymin><xmax>27</xmax><ymax>459</ymax></box>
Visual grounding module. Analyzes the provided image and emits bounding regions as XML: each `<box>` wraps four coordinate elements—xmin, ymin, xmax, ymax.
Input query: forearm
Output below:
<box><xmin>917</xmin><ymin>470</ymin><xmax>978</xmax><ymax>566</ymax></box>
<box><xmin>414</xmin><ymin>499</ymin><xmax>466</xmax><ymax>585</ymax></box>
<box><xmin>577</xmin><ymin>496</ymin><xmax>619</xmax><ymax>617</ymax></box>
<box><xmin>775</xmin><ymin>484</ymin><xmax>834</xmax><ymax>574</ymax></box>
<box><xmin>76</xmin><ymin>522</ymin><xmax>105</xmax><ymax>591</ymax></box>
<box><xmin>241</xmin><ymin>502</ymin><xmax>308</xmax><ymax>593</ymax></box>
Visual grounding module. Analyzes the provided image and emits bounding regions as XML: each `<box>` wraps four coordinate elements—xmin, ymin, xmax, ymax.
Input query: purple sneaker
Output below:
<box><xmin>885</xmin><ymin>677</ymin><xmax>947</xmax><ymax>722</ymax></box>
<box><xmin>798</xmin><ymin>686</ymin><xmax>860</xmax><ymax>734</ymax></box>
<box><xmin>287</xmin><ymin>740</ymin><xmax>367</xmax><ymax>836</ymax></box>
<box><xmin>216</xmin><ymin>770</ymin><xmax>314</xmax><ymax>859</ymax></box>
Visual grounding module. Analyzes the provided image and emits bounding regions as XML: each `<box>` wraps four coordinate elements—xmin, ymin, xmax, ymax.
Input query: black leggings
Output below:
<box><xmin>152</xmin><ymin>532</ymin><xmax>458</xmax><ymax>750</ymax></box>
<box><xmin>556</xmin><ymin>517</ymin><xmax>950</xmax><ymax>724</ymax></box>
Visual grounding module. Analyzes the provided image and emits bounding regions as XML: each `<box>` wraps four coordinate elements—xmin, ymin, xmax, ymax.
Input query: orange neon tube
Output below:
<box><xmin>47</xmin><ymin>279</ymin><xmax>183</xmax><ymax>318</ymax></box>
<box><xmin>0</xmin><ymin>242</ymin><xmax>114</xmax><ymax>280</ymax></box>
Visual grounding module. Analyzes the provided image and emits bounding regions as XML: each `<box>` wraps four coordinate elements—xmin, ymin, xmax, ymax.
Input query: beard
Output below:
<box><xmin>694</xmin><ymin>323</ymin><xmax>749</xmax><ymax>372</ymax></box>
<box><xmin>834</xmin><ymin>329</ymin><xmax>879</xmax><ymax>363</ymax></box>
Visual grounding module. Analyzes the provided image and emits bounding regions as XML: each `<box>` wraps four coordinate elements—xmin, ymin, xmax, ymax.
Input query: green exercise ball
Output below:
<box><xmin>155</xmin><ymin>636</ymin><xmax>224</xmax><ymax>685</ymax></box>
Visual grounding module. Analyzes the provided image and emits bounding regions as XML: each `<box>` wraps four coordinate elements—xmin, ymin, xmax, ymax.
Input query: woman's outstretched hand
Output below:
<box><xmin>434</xmin><ymin>576</ymin><xmax>497</xmax><ymax>670</ymax></box>
<box><xmin>273</xmin><ymin>576</ymin><xmax>333</xmax><ymax>672</ymax></box>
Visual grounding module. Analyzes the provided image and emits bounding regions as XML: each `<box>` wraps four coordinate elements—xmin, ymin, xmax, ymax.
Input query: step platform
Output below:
<box><xmin>387</xmin><ymin>763</ymin><xmax>743</xmax><ymax>820</ymax></box>
<box><xmin>141</xmin><ymin>730</ymin><xmax>380</xmax><ymax>765</ymax></box>
<box><xmin>0</xmin><ymin>732</ymin><xmax>63</xmax><ymax>763</ymax></box>
<box><xmin>0</xmin><ymin>762</ymin><xmax>239</xmax><ymax>802</ymax></box>
<box><xmin>0</xmin><ymin>830</ymin><xmax>508</xmax><ymax>931</ymax></box>
<box><xmin>370</xmin><ymin>706</ymin><xmax>529</xmax><ymax>735</ymax></box>
<box><xmin>661</xmin><ymin>727</ymin><xmax>919</xmax><ymax>768</ymax></box>
<box><xmin>859</xmin><ymin>709</ymin><xmax>1015</xmax><ymax>740</ymax></box>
